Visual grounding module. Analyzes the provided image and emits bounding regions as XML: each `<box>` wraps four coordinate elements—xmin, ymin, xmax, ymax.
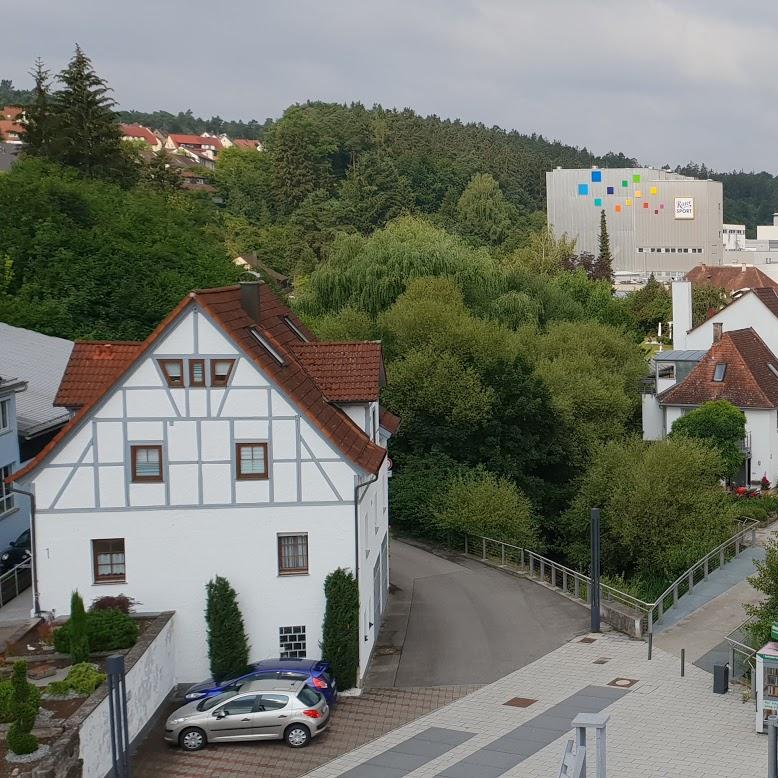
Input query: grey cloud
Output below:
<box><xmin>1</xmin><ymin>0</ymin><xmax>777</xmax><ymax>171</ymax></box>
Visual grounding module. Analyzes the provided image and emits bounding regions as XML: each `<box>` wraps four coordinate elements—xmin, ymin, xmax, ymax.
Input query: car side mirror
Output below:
<box><xmin>214</xmin><ymin>710</ymin><xmax>227</xmax><ymax>719</ymax></box>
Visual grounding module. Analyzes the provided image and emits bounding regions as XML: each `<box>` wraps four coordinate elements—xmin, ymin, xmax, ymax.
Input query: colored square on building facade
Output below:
<box><xmin>594</xmin><ymin>198</ymin><xmax>602</xmax><ymax>206</ymax></box>
<box><xmin>654</xmin><ymin>210</ymin><xmax>659</xmax><ymax>214</ymax></box>
<box><xmin>578</xmin><ymin>183</ymin><xmax>589</xmax><ymax>195</ymax></box>
<box><xmin>643</xmin><ymin>201</ymin><xmax>649</xmax><ymax>208</ymax></box>
<box><xmin>660</xmin><ymin>203</ymin><xmax>665</xmax><ymax>209</ymax></box>
<box><xmin>621</xmin><ymin>180</ymin><xmax>628</xmax><ymax>187</ymax></box>
<box><xmin>591</xmin><ymin>170</ymin><xmax>602</xmax><ymax>182</ymax></box>
<box><xmin>626</xmin><ymin>199</ymin><xmax>632</xmax><ymax>206</ymax></box>
<box><xmin>632</xmin><ymin>174</ymin><xmax>641</xmax><ymax>183</ymax></box>
<box><xmin>607</xmin><ymin>186</ymin><xmax>614</xmax><ymax>195</ymax></box>
<box><xmin>635</xmin><ymin>190</ymin><xmax>642</xmax><ymax>198</ymax></box>
<box><xmin>650</xmin><ymin>186</ymin><xmax>657</xmax><ymax>195</ymax></box>
<box><xmin>615</xmin><ymin>204</ymin><xmax>622</xmax><ymax>212</ymax></box>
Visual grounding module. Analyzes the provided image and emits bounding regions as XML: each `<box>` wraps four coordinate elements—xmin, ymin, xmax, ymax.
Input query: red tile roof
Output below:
<box><xmin>54</xmin><ymin>341</ymin><xmax>143</xmax><ymax>408</ymax></box>
<box><xmin>0</xmin><ymin>120</ymin><xmax>23</xmax><ymax>139</ymax></box>
<box><xmin>120</xmin><ymin>124</ymin><xmax>158</xmax><ymax>145</ymax></box>
<box><xmin>2</xmin><ymin>106</ymin><xmax>22</xmax><ymax>120</ymax></box>
<box><xmin>659</xmin><ymin>328</ymin><xmax>778</xmax><ymax>408</ymax></box>
<box><xmin>292</xmin><ymin>342</ymin><xmax>384</xmax><ymax>402</ymax></box>
<box><xmin>685</xmin><ymin>264</ymin><xmax>778</xmax><ymax>293</ymax></box>
<box><xmin>232</xmin><ymin>138</ymin><xmax>260</xmax><ymax>150</ymax></box>
<box><xmin>12</xmin><ymin>284</ymin><xmax>387</xmax><ymax>481</ymax></box>
<box><xmin>168</xmin><ymin>133</ymin><xmax>222</xmax><ymax>150</ymax></box>
<box><xmin>379</xmin><ymin>408</ymin><xmax>400</xmax><ymax>435</ymax></box>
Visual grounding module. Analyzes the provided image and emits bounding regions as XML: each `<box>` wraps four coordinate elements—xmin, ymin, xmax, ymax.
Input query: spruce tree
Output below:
<box><xmin>593</xmin><ymin>209</ymin><xmax>613</xmax><ymax>282</ymax></box>
<box><xmin>205</xmin><ymin>576</ymin><xmax>250</xmax><ymax>682</ymax></box>
<box><xmin>20</xmin><ymin>58</ymin><xmax>53</xmax><ymax>157</ymax></box>
<box><xmin>141</xmin><ymin>149</ymin><xmax>183</xmax><ymax>192</ymax></box>
<box><xmin>321</xmin><ymin>568</ymin><xmax>359</xmax><ymax>689</ymax></box>
<box><xmin>50</xmin><ymin>45</ymin><xmax>132</xmax><ymax>182</ymax></box>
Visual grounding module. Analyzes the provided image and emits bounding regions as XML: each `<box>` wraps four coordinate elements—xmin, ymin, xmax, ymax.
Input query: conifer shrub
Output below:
<box><xmin>68</xmin><ymin>591</ymin><xmax>90</xmax><ymax>664</ymax></box>
<box><xmin>53</xmin><ymin>606</ymin><xmax>138</xmax><ymax>655</ymax></box>
<box><xmin>321</xmin><ymin>568</ymin><xmax>359</xmax><ymax>690</ymax></box>
<box><xmin>7</xmin><ymin>662</ymin><xmax>38</xmax><ymax>755</ymax></box>
<box><xmin>205</xmin><ymin>576</ymin><xmax>250</xmax><ymax>683</ymax></box>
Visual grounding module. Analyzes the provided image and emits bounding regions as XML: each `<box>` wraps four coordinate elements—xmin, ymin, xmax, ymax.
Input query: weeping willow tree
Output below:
<box><xmin>295</xmin><ymin>216</ymin><xmax>503</xmax><ymax>318</ymax></box>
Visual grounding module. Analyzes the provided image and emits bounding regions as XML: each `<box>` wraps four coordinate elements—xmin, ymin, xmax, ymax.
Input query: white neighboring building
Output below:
<box><xmin>723</xmin><ymin>224</ymin><xmax>747</xmax><ymax>251</ymax></box>
<box><xmin>10</xmin><ymin>282</ymin><xmax>397</xmax><ymax>683</ymax></box>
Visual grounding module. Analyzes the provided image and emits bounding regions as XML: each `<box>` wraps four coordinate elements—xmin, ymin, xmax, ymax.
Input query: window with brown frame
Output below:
<box><xmin>158</xmin><ymin>359</ymin><xmax>184</xmax><ymax>387</ymax></box>
<box><xmin>189</xmin><ymin>359</ymin><xmax>205</xmax><ymax>387</ymax></box>
<box><xmin>236</xmin><ymin>442</ymin><xmax>268</xmax><ymax>480</ymax></box>
<box><xmin>131</xmin><ymin>445</ymin><xmax>163</xmax><ymax>482</ymax></box>
<box><xmin>278</xmin><ymin>534</ymin><xmax>308</xmax><ymax>575</ymax></box>
<box><xmin>92</xmin><ymin>538</ymin><xmax>126</xmax><ymax>582</ymax></box>
<box><xmin>211</xmin><ymin>359</ymin><xmax>236</xmax><ymax>386</ymax></box>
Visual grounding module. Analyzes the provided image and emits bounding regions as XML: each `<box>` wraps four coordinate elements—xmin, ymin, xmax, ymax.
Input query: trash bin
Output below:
<box><xmin>713</xmin><ymin>663</ymin><xmax>729</xmax><ymax>694</ymax></box>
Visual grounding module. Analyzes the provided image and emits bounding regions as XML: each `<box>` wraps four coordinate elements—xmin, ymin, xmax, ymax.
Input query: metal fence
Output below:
<box><xmin>0</xmin><ymin>559</ymin><xmax>32</xmax><ymax>608</ymax></box>
<box><xmin>724</xmin><ymin>617</ymin><xmax>758</xmax><ymax>682</ymax></box>
<box><xmin>455</xmin><ymin>517</ymin><xmax>760</xmax><ymax>636</ymax></box>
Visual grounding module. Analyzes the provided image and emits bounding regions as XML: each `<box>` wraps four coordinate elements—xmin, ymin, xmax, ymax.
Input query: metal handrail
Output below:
<box><xmin>724</xmin><ymin>616</ymin><xmax>758</xmax><ymax>681</ymax></box>
<box><xmin>0</xmin><ymin>557</ymin><xmax>32</xmax><ymax>608</ymax></box>
<box><xmin>458</xmin><ymin>516</ymin><xmax>760</xmax><ymax>636</ymax></box>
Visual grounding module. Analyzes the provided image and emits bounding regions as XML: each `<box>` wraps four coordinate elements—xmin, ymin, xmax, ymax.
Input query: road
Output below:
<box><xmin>366</xmin><ymin>539</ymin><xmax>590</xmax><ymax>687</ymax></box>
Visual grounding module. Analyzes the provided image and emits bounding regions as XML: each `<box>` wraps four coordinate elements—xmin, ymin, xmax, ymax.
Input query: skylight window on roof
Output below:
<box><xmin>713</xmin><ymin>363</ymin><xmax>727</xmax><ymax>382</ymax></box>
<box><xmin>283</xmin><ymin>316</ymin><xmax>309</xmax><ymax>342</ymax></box>
<box><xmin>770</xmin><ymin>364</ymin><xmax>778</xmax><ymax>379</ymax></box>
<box><xmin>250</xmin><ymin>328</ymin><xmax>285</xmax><ymax>365</ymax></box>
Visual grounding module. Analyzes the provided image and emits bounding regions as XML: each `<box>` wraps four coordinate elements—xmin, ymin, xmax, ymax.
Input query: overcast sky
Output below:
<box><xmin>3</xmin><ymin>0</ymin><xmax>776</xmax><ymax>172</ymax></box>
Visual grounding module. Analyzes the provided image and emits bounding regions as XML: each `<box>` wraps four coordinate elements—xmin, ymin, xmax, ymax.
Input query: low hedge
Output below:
<box><xmin>53</xmin><ymin>608</ymin><xmax>138</xmax><ymax>655</ymax></box>
<box><xmin>47</xmin><ymin>663</ymin><xmax>106</xmax><ymax>697</ymax></box>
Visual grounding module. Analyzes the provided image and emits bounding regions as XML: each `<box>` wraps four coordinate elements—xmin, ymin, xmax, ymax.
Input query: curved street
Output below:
<box><xmin>366</xmin><ymin>539</ymin><xmax>590</xmax><ymax>687</ymax></box>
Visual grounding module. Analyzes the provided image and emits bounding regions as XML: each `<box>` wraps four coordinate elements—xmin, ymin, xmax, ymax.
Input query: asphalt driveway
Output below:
<box><xmin>366</xmin><ymin>539</ymin><xmax>590</xmax><ymax>687</ymax></box>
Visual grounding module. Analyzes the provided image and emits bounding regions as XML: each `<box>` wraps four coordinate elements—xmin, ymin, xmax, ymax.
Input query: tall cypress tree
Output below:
<box><xmin>49</xmin><ymin>45</ymin><xmax>132</xmax><ymax>182</ymax></box>
<box><xmin>20</xmin><ymin>58</ymin><xmax>53</xmax><ymax>156</ymax></box>
<box><xmin>593</xmin><ymin>209</ymin><xmax>613</xmax><ymax>282</ymax></box>
<box><xmin>205</xmin><ymin>576</ymin><xmax>250</xmax><ymax>682</ymax></box>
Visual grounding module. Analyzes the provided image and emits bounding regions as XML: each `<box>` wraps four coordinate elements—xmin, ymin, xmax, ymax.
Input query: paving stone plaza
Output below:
<box><xmin>305</xmin><ymin>631</ymin><xmax>766</xmax><ymax>778</ymax></box>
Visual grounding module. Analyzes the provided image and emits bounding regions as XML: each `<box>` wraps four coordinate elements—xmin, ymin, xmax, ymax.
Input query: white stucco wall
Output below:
<box><xmin>746</xmin><ymin>409</ymin><xmax>778</xmax><ymax>485</ymax></box>
<box><xmin>685</xmin><ymin>295</ymin><xmax>778</xmax><ymax>355</ymax></box>
<box><xmin>642</xmin><ymin>395</ymin><xmax>665</xmax><ymax>441</ymax></box>
<box><xmin>24</xmin><ymin>304</ymin><xmax>390</xmax><ymax>683</ymax></box>
<box><xmin>78</xmin><ymin>613</ymin><xmax>176</xmax><ymax>778</ymax></box>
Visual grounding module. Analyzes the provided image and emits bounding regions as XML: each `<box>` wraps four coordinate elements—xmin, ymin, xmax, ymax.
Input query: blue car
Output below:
<box><xmin>183</xmin><ymin>658</ymin><xmax>338</xmax><ymax>707</ymax></box>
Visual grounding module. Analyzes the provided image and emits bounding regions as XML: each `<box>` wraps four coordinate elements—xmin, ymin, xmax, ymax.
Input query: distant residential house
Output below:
<box><xmin>176</xmin><ymin>146</ymin><xmax>216</xmax><ymax>171</ymax></box>
<box><xmin>685</xmin><ymin>263</ymin><xmax>778</xmax><ymax>298</ymax></box>
<box><xmin>9</xmin><ymin>282</ymin><xmax>395</xmax><ymax>682</ymax></box>
<box><xmin>164</xmin><ymin>133</ymin><xmax>223</xmax><ymax>158</ymax></box>
<box><xmin>231</xmin><ymin>138</ymin><xmax>264</xmax><ymax>151</ymax></box>
<box><xmin>1</xmin><ymin>106</ymin><xmax>23</xmax><ymax>121</ymax></box>
<box><xmin>120</xmin><ymin>123</ymin><xmax>162</xmax><ymax>151</ymax></box>
<box><xmin>0</xmin><ymin>120</ymin><xmax>23</xmax><ymax>144</ymax></box>
<box><xmin>234</xmin><ymin>253</ymin><xmax>291</xmax><ymax>290</ymax></box>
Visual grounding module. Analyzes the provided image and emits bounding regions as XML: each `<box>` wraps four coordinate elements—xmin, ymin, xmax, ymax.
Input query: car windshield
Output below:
<box><xmin>297</xmin><ymin>688</ymin><xmax>321</xmax><ymax>707</ymax></box>
<box><xmin>196</xmin><ymin>691</ymin><xmax>235</xmax><ymax>711</ymax></box>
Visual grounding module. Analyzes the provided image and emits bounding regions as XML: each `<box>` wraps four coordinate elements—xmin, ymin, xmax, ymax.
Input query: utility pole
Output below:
<box><xmin>591</xmin><ymin>507</ymin><xmax>601</xmax><ymax>633</ymax></box>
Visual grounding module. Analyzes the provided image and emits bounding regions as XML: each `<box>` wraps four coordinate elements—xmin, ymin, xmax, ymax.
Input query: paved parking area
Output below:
<box><xmin>132</xmin><ymin>685</ymin><xmax>480</xmax><ymax>778</ymax></box>
<box><xmin>305</xmin><ymin>632</ymin><xmax>768</xmax><ymax>778</ymax></box>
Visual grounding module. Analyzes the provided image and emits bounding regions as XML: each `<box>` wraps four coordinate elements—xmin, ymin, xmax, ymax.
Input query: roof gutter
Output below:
<box><xmin>8</xmin><ymin>485</ymin><xmax>40</xmax><ymax>617</ymax></box>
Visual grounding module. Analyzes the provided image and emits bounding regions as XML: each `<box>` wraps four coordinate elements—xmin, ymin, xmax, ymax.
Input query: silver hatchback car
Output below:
<box><xmin>164</xmin><ymin>678</ymin><xmax>330</xmax><ymax>751</ymax></box>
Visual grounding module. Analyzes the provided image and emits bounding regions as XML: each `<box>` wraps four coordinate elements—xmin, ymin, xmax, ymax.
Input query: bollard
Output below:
<box><xmin>648</xmin><ymin>632</ymin><xmax>653</xmax><ymax>661</ymax></box>
<box><xmin>769</xmin><ymin>716</ymin><xmax>778</xmax><ymax>778</ymax></box>
<box><xmin>681</xmin><ymin>648</ymin><xmax>685</xmax><ymax>677</ymax></box>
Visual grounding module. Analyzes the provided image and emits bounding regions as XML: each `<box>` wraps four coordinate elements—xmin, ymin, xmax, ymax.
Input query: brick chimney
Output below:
<box><xmin>712</xmin><ymin>322</ymin><xmax>723</xmax><ymax>343</ymax></box>
<box><xmin>239</xmin><ymin>279</ymin><xmax>262</xmax><ymax>323</ymax></box>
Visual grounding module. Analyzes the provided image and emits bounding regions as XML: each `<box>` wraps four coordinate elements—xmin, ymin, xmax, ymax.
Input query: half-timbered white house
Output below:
<box><xmin>10</xmin><ymin>282</ymin><xmax>397</xmax><ymax>683</ymax></box>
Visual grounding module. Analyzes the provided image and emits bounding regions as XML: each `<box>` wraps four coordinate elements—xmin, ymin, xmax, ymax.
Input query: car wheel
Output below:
<box><xmin>285</xmin><ymin>724</ymin><xmax>311</xmax><ymax>748</ymax></box>
<box><xmin>179</xmin><ymin>727</ymin><xmax>207</xmax><ymax>752</ymax></box>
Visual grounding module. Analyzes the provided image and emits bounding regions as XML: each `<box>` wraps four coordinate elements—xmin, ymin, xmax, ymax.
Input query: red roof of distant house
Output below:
<box><xmin>0</xmin><ymin>120</ymin><xmax>23</xmax><ymax>138</ymax></box>
<box><xmin>120</xmin><ymin>123</ymin><xmax>158</xmax><ymax>145</ymax></box>
<box><xmin>54</xmin><ymin>341</ymin><xmax>143</xmax><ymax>408</ymax></box>
<box><xmin>292</xmin><ymin>342</ymin><xmax>385</xmax><ymax>402</ymax></box>
<box><xmin>659</xmin><ymin>328</ymin><xmax>778</xmax><ymax>409</ymax></box>
<box><xmin>2</xmin><ymin>106</ymin><xmax>22</xmax><ymax>120</ymax></box>
<box><xmin>13</xmin><ymin>284</ymin><xmax>389</xmax><ymax>481</ymax></box>
<box><xmin>685</xmin><ymin>264</ymin><xmax>778</xmax><ymax>294</ymax></box>
<box><xmin>168</xmin><ymin>133</ymin><xmax>223</xmax><ymax>150</ymax></box>
<box><xmin>232</xmin><ymin>138</ymin><xmax>260</xmax><ymax>150</ymax></box>
<box><xmin>379</xmin><ymin>408</ymin><xmax>400</xmax><ymax>435</ymax></box>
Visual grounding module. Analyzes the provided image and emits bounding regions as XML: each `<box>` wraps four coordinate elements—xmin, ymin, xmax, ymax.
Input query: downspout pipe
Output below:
<box><xmin>353</xmin><ymin>471</ymin><xmax>379</xmax><ymax>587</ymax></box>
<box><xmin>8</xmin><ymin>485</ymin><xmax>40</xmax><ymax>616</ymax></box>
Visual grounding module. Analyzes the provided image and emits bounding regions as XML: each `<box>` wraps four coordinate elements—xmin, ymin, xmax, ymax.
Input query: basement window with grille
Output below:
<box><xmin>279</xmin><ymin>625</ymin><xmax>307</xmax><ymax>659</ymax></box>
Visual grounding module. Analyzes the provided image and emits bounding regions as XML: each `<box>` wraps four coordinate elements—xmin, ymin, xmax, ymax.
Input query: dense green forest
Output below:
<box><xmin>0</xmin><ymin>52</ymin><xmax>758</xmax><ymax>601</ymax></box>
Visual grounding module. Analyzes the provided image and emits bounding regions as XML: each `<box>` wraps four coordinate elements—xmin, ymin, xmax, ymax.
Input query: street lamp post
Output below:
<box><xmin>591</xmin><ymin>507</ymin><xmax>601</xmax><ymax>633</ymax></box>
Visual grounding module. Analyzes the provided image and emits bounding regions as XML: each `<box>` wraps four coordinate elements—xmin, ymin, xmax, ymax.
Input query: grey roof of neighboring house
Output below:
<box><xmin>653</xmin><ymin>349</ymin><xmax>708</xmax><ymax>362</ymax></box>
<box><xmin>0</xmin><ymin>323</ymin><xmax>74</xmax><ymax>437</ymax></box>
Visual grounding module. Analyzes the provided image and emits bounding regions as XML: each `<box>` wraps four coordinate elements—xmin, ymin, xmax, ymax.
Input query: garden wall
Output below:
<box><xmin>28</xmin><ymin>611</ymin><xmax>176</xmax><ymax>778</ymax></box>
